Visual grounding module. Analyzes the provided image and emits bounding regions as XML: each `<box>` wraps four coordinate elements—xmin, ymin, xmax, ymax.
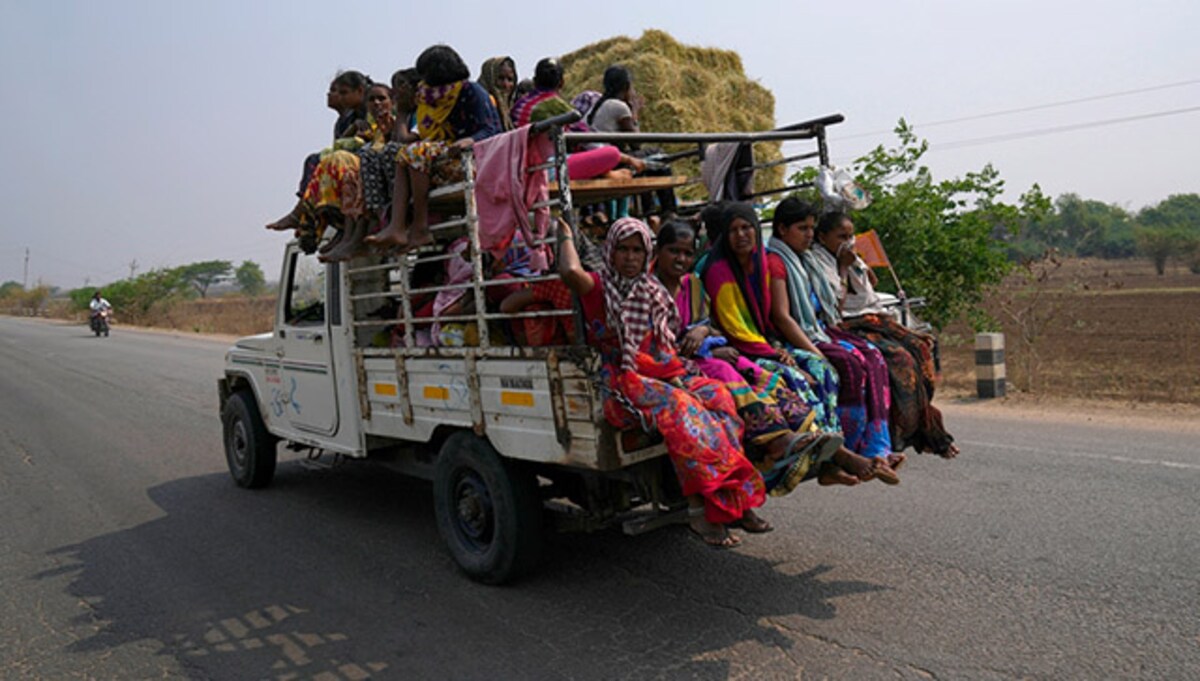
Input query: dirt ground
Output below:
<box><xmin>938</xmin><ymin>258</ymin><xmax>1200</xmax><ymax>405</ymax></box>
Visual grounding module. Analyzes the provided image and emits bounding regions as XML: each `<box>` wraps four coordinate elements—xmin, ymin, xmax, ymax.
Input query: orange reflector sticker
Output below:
<box><xmin>373</xmin><ymin>383</ymin><xmax>398</xmax><ymax>397</ymax></box>
<box><xmin>501</xmin><ymin>391</ymin><xmax>535</xmax><ymax>407</ymax></box>
<box><xmin>423</xmin><ymin>386</ymin><xmax>449</xmax><ymax>400</ymax></box>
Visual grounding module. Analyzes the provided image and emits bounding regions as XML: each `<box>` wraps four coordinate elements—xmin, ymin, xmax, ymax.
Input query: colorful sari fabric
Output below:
<box><xmin>581</xmin><ymin>223</ymin><xmax>765</xmax><ymax>523</ymax></box>
<box><xmin>674</xmin><ymin>274</ymin><xmax>812</xmax><ymax>443</ymax></box>
<box><xmin>398</xmin><ymin>80</ymin><xmax>501</xmax><ymax>186</ymax></box>
<box><xmin>301</xmin><ymin>149</ymin><xmax>363</xmax><ymax>218</ymax></box>
<box><xmin>700</xmin><ymin>204</ymin><xmax>842</xmax><ymax>436</ymax></box>
<box><xmin>358</xmin><ymin>140</ymin><xmax>401</xmax><ymax>215</ymax></box>
<box><xmin>416</xmin><ymin>81</ymin><xmax>465</xmax><ymax>142</ymax></box>
<box><xmin>511</xmin><ymin>88</ymin><xmax>591</xmax><ymax>131</ymax></box>
<box><xmin>842</xmin><ymin>313</ymin><xmax>955</xmax><ymax>454</ymax></box>
<box><xmin>761</xmin><ymin>236</ymin><xmax>893</xmax><ymax>458</ymax></box>
<box><xmin>605</xmin><ymin>338</ymin><xmax>765</xmax><ymax>523</ymax></box>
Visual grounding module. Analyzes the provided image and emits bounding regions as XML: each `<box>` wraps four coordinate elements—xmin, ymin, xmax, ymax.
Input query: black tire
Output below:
<box><xmin>221</xmin><ymin>390</ymin><xmax>278</xmax><ymax>488</ymax></box>
<box><xmin>433</xmin><ymin>431</ymin><xmax>543</xmax><ymax>584</ymax></box>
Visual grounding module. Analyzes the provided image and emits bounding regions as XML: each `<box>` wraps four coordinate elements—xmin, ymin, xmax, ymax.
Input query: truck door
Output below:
<box><xmin>274</xmin><ymin>247</ymin><xmax>339</xmax><ymax>435</ymax></box>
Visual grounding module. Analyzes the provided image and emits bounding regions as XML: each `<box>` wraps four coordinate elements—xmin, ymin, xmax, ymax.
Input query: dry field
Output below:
<box><xmin>41</xmin><ymin>296</ymin><xmax>277</xmax><ymax>337</ymax></box>
<box><xmin>939</xmin><ymin>258</ymin><xmax>1200</xmax><ymax>405</ymax></box>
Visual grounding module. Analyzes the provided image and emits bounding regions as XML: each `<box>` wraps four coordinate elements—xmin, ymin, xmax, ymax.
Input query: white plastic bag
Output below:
<box><xmin>816</xmin><ymin>166</ymin><xmax>872</xmax><ymax>211</ymax></box>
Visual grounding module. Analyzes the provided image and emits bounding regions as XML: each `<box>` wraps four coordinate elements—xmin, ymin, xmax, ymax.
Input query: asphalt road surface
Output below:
<box><xmin>2</xmin><ymin>316</ymin><xmax>1197</xmax><ymax>680</ymax></box>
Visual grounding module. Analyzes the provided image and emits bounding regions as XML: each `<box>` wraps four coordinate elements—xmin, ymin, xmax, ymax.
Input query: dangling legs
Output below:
<box><xmin>365</xmin><ymin>160</ymin><xmax>412</xmax><ymax>248</ymax></box>
<box><xmin>406</xmin><ymin>165</ymin><xmax>435</xmax><ymax>249</ymax></box>
<box><xmin>319</xmin><ymin>214</ymin><xmax>369</xmax><ymax>262</ymax></box>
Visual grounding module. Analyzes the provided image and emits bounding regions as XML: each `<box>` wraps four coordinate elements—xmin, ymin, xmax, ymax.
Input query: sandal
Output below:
<box><xmin>687</xmin><ymin>507</ymin><xmax>740</xmax><ymax>549</ymax></box>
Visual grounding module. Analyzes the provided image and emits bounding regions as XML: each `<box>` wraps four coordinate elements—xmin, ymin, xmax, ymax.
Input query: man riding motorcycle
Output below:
<box><xmin>89</xmin><ymin>290</ymin><xmax>112</xmax><ymax>336</ymax></box>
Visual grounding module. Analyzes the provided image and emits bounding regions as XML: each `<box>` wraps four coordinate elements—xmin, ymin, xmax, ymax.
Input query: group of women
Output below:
<box><xmin>555</xmin><ymin>198</ymin><xmax>957</xmax><ymax>548</ymax></box>
<box><xmin>266</xmin><ymin>45</ymin><xmax>651</xmax><ymax>261</ymax></box>
<box><xmin>265</xmin><ymin>45</ymin><xmax>957</xmax><ymax>549</ymax></box>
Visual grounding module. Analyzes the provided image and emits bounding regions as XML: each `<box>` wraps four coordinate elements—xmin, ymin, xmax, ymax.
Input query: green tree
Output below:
<box><xmin>806</xmin><ymin>120</ymin><xmax>1045</xmax><ymax>331</ymax></box>
<box><xmin>234</xmin><ymin>260</ymin><xmax>266</xmax><ymax>296</ymax></box>
<box><xmin>1134</xmin><ymin>226</ymin><xmax>1193</xmax><ymax>275</ymax></box>
<box><xmin>69</xmin><ymin>268</ymin><xmax>192</xmax><ymax>320</ymax></box>
<box><xmin>1133</xmin><ymin>194</ymin><xmax>1200</xmax><ymax>274</ymax></box>
<box><xmin>1138</xmin><ymin>193</ymin><xmax>1200</xmax><ymax>230</ymax></box>
<box><xmin>178</xmin><ymin>260</ymin><xmax>232</xmax><ymax>298</ymax></box>
<box><xmin>0</xmin><ymin>281</ymin><xmax>22</xmax><ymax>299</ymax></box>
<box><xmin>1024</xmin><ymin>194</ymin><xmax>1135</xmax><ymax>258</ymax></box>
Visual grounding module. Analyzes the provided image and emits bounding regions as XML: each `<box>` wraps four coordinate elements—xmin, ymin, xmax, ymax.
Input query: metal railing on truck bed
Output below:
<box><xmin>338</xmin><ymin>113</ymin><xmax>845</xmax><ymax>468</ymax></box>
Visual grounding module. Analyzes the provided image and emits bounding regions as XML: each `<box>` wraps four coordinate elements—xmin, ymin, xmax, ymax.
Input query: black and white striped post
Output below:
<box><xmin>975</xmin><ymin>333</ymin><xmax>1006</xmax><ymax>398</ymax></box>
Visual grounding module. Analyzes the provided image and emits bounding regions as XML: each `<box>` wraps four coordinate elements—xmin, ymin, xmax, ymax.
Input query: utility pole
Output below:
<box><xmin>23</xmin><ymin>248</ymin><xmax>29</xmax><ymax>289</ymax></box>
<box><xmin>129</xmin><ymin>258</ymin><xmax>139</xmax><ymax>279</ymax></box>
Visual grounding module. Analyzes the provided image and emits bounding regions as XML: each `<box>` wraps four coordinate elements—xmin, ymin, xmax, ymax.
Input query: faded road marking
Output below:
<box><xmin>959</xmin><ymin>439</ymin><xmax>1200</xmax><ymax>471</ymax></box>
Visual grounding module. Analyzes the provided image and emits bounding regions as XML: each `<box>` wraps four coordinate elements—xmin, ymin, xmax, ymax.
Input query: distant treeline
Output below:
<box><xmin>1004</xmin><ymin>192</ymin><xmax>1200</xmax><ymax>273</ymax></box>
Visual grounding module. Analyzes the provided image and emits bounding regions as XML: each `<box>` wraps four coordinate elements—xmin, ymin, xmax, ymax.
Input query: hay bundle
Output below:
<box><xmin>561</xmin><ymin>29</ymin><xmax>782</xmax><ymax>198</ymax></box>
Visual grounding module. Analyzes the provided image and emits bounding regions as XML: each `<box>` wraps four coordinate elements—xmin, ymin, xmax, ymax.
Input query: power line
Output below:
<box><xmin>784</xmin><ymin>77</ymin><xmax>1200</xmax><ymax>144</ymax></box>
<box><xmin>932</xmin><ymin>105</ymin><xmax>1200</xmax><ymax>151</ymax></box>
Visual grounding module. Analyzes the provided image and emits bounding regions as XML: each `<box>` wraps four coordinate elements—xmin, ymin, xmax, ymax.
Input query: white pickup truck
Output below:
<box><xmin>219</xmin><ymin>114</ymin><xmax>847</xmax><ymax>583</ymax></box>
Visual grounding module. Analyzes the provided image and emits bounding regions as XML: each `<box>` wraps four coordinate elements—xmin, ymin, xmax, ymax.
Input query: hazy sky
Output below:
<box><xmin>1</xmin><ymin>0</ymin><xmax>1197</xmax><ymax>289</ymax></box>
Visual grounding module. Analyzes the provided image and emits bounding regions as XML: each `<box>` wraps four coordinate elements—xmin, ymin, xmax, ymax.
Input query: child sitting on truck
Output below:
<box><xmin>366</xmin><ymin>44</ymin><xmax>502</xmax><ymax>252</ymax></box>
<box><xmin>556</xmin><ymin>215</ymin><xmax>769</xmax><ymax>548</ymax></box>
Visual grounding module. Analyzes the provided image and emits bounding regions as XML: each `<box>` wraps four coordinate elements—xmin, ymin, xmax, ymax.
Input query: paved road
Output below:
<box><xmin>1</xmin><ymin>316</ymin><xmax>1197</xmax><ymax>680</ymax></box>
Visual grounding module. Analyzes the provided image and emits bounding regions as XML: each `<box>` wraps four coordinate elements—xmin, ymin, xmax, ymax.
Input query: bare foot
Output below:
<box><xmin>364</xmin><ymin>220</ymin><xmax>409</xmax><ymax>249</ymax></box>
<box><xmin>319</xmin><ymin>219</ymin><xmax>366</xmax><ymax>262</ymax></box>
<box><xmin>832</xmin><ymin>446</ymin><xmax>875</xmax><ymax>481</ymax></box>
<box><xmin>870</xmin><ymin>458</ymin><xmax>901</xmax><ymax>485</ymax></box>
<box><xmin>405</xmin><ymin>215</ymin><xmax>434</xmax><ymax>251</ymax></box>
<box><xmin>938</xmin><ymin>443</ymin><xmax>961</xmax><ymax>459</ymax></box>
<box><xmin>266</xmin><ymin>209</ymin><xmax>301</xmax><ymax>231</ymax></box>
<box><xmin>730</xmin><ymin>508</ymin><xmax>773</xmax><ymax>533</ymax></box>
<box><xmin>887</xmin><ymin>452</ymin><xmax>907</xmax><ymax>471</ymax></box>
<box><xmin>688</xmin><ymin>510</ymin><xmax>741</xmax><ymax>548</ymax></box>
<box><xmin>817</xmin><ymin>463</ymin><xmax>860</xmax><ymax>486</ymax></box>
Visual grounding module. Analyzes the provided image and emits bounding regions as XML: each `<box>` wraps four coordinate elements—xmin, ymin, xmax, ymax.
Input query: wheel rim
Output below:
<box><xmin>229</xmin><ymin>417</ymin><xmax>249</xmax><ymax>472</ymax></box>
<box><xmin>452</xmin><ymin>469</ymin><xmax>494</xmax><ymax>553</ymax></box>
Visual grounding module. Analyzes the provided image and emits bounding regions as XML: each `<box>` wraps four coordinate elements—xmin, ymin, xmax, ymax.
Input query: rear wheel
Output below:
<box><xmin>221</xmin><ymin>390</ymin><xmax>277</xmax><ymax>488</ymax></box>
<box><xmin>433</xmin><ymin>431</ymin><xmax>543</xmax><ymax>584</ymax></box>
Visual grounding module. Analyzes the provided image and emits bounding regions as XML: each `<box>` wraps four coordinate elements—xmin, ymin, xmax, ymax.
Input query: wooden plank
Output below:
<box><xmin>427</xmin><ymin>175</ymin><xmax>692</xmax><ymax>210</ymax></box>
<box><xmin>550</xmin><ymin>175</ymin><xmax>691</xmax><ymax>204</ymax></box>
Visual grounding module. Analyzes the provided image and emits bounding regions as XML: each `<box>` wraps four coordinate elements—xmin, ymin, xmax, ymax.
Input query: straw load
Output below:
<box><xmin>561</xmin><ymin>30</ymin><xmax>783</xmax><ymax>198</ymax></box>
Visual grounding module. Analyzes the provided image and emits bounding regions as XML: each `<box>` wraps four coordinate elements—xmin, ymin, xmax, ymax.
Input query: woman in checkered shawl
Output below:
<box><xmin>557</xmin><ymin>216</ymin><xmax>767</xmax><ymax>548</ymax></box>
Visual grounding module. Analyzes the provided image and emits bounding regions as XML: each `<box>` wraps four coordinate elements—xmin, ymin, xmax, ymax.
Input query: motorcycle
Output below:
<box><xmin>90</xmin><ymin>309</ymin><xmax>111</xmax><ymax>337</ymax></box>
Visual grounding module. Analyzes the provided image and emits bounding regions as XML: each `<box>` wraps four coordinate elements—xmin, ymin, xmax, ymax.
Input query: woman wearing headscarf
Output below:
<box><xmin>557</xmin><ymin>215</ymin><xmax>767</xmax><ymax>548</ymax></box>
<box><xmin>802</xmin><ymin>208</ymin><xmax>958</xmax><ymax>457</ymax></box>
<box><xmin>654</xmin><ymin>220</ymin><xmax>866</xmax><ymax>495</ymax></box>
<box><xmin>702</xmin><ymin>203</ymin><xmax>902</xmax><ymax>483</ymax></box>
<box><xmin>760</xmin><ymin>203</ymin><xmax>904</xmax><ymax>469</ymax></box>
<box><xmin>478</xmin><ymin>56</ymin><xmax>518</xmax><ymax>132</ymax></box>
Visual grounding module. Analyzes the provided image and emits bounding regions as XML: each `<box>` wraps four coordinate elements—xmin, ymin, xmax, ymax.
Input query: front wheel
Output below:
<box><xmin>433</xmin><ymin>432</ymin><xmax>543</xmax><ymax>584</ymax></box>
<box><xmin>221</xmin><ymin>390</ymin><xmax>278</xmax><ymax>488</ymax></box>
